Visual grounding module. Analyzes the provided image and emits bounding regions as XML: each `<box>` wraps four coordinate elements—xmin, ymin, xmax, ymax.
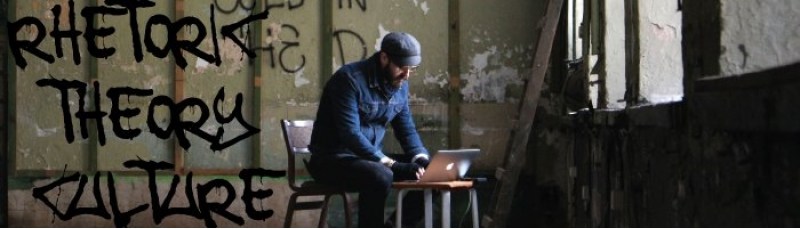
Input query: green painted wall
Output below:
<box><xmin>4</xmin><ymin>0</ymin><xmax>546</xmax><ymax>226</ymax></box>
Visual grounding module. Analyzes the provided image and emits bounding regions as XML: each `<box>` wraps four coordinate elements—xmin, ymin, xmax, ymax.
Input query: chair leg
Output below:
<box><xmin>318</xmin><ymin>195</ymin><xmax>332</xmax><ymax>227</ymax></box>
<box><xmin>341</xmin><ymin>193</ymin><xmax>353</xmax><ymax>228</ymax></box>
<box><xmin>284</xmin><ymin>194</ymin><xmax>299</xmax><ymax>228</ymax></box>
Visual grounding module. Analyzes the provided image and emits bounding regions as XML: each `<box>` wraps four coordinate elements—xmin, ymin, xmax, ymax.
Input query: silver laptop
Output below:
<box><xmin>417</xmin><ymin>149</ymin><xmax>480</xmax><ymax>182</ymax></box>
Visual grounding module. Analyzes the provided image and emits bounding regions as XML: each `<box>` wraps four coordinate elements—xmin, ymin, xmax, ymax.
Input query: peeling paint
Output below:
<box><xmin>422</xmin><ymin>71</ymin><xmax>448</xmax><ymax>88</ymax></box>
<box><xmin>409</xmin><ymin>93</ymin><xmax>428</xmax><ymax>104</ymax></box>
<box><xmin>265</xmin><ymin>22</ymin><xmax>282</xmax><ymax>44</ymax></box>
<box><xmin>421</xmin><ymin>2</ymin><xmax>430</xmax><ymax>15</ymax></box>
<box><xmin>285</xmin><ymin>99</ymin><xmax>318</xmax><ymax>107</ymax></box>
<box><xmin>144</xmin><ymin>75</ymin><xmax>167</xmax><ymax>90</ymax></box>
<box><xmin>650</xmin><ymin>23</ymin><xmax>678</xmax><ymax>41</ymax></box>
<box><xmin>472</xmin><ymin>46</ymin><xmax>492</xmax><ymax>71</ymax></box>
<box><xmin>119</xmin><ymin>60</ymin><xmax>139</xmax><ymax>73</ymax></box>
<box><xmin>195</xmin><ymin>38</ymin><xmax>246</xmax><ymax>76</ymax></box>
<box><xmin>332</xmin><ymin>56</ymin><xmax>341</xmax><ymax>71</ymax></box>
<box><xmin>375</xmin><ymin>24</ymin><xmax>391</xmax><ymax>52</ymax></box>
<box><xmin>35</xmin><ymin>124</ymin><xmax>58</xmax><ymax>137</ymax></box>
<box><xmin>200</xmin><ymin>124</ymin><xmax>220</xmax><ymax>135</ymax></box>
<box><xmin>293</xmin><ymin>68</ymin><xmax>310</xmax><ymax>88</ymax></box>
<box><xmin>19</xmin><ymin>148</ymin><xmax>31</xmax><ymax>160</ymax></box>
<box><xmin>461</xmin><ymin>123</ymin><xmax>485</xmax><ymax>136</ymax></box>
<box><xmin>195</xmin><ymin>57</ymin><xmax>210</xmax><ymax>71</ymax></box>
<box><xmin>38</xmin><ymin>0</ymin><xmax>69</xmax><ymax>23</ymax></box>
<box><xmin>460</xmin><ymin>46</ymin><xmax>524</xmax><ymax>103</ymax></box>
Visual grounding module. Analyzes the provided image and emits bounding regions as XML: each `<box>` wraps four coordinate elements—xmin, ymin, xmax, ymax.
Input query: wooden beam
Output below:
<box><xmin>320</xmin><ymin>0</ymin><xmax>333</xmax><ymax>86</ymax></box>
<box><xmin>251</xmin><ymin>0</ymin><xmax>264</xmax><ymax>169</ymax></box>
<box><xmin>483</xmin><ymin>0</ymin><xmax>564</xmax><ymax>227</ymax></box>
<box><xmin>596</xmin><ymin>0</ymin><xmax>608</xmax><ymax>108</ymax></box>
<box><xmin>173</xmin><ymin>0</ymin><xmax>185</xmax><ymax>175</ymax></box>
<box><xmin>1</xmin><ymin>0</ymin><xmax>10</xmax><ymax>226</ymax></box>
<box><xmin>87</xmin><ymin>0</ymin><xmax>99</xmax><ymax>174</ymax></box>
<box><xmin>448</xmin><ymin>0</ymin><xmax>461</xmax><ymax>149</ymax></box>
<box><xmin>624</xmin><ymin>0</ymin><xmax>640</xmax><ymax>106</ymax></box>
<box><xmin>4</xmin><ymin>0</ymin><xmax>15</xmax><ymax>180</ymax></box>
<box><xmin>681</xmin><ymin>0</ymin><xmax>721</xmax><ymax>100</ymax></box>
<box><xmin>695</xmin><ymin>62</ymin><xmax>800</xmax><ymax>92</ymax></box>
<box><xmin>693</xmin><ymin>62</ymin><xmax>800</xmax><ymax>132</ymax></box>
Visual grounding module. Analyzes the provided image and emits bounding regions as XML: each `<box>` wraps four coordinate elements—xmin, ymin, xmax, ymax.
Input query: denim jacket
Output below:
<box><xmin>309</xmin><ymin>53</ymin><xmax>429</xmax><ymax>161</ymax></box>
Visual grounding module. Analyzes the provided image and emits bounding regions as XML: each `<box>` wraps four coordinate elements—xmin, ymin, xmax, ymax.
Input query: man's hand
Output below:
<box><xmin>391</xmin><ymin>162</ymin><xmax>424</xmax><ymax>180</ymax></box>
<box><xmin>413</xmin><ymin>157</ymin><xmax>430</xmax><ymax>168</ymax></box>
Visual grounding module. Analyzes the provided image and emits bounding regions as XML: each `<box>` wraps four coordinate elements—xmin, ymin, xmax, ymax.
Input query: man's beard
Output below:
<box><xmin>382</xmin><ymin>65</ymin><xmax>403</xmax><ymax>89</ymax></box>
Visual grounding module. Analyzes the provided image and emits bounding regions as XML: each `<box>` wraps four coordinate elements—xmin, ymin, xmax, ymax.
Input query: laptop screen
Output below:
<box><xmin>418</xmin><ymin>149</ymin><xmax>480</xmax><ymax>182</ymax></box>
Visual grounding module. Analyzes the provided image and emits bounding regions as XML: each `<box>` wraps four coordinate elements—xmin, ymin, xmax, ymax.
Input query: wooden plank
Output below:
<box><xmin>320</xmin><ymin>1</ymin><xmax>333</xmax><ymax>86</ymax></box>
<box><xmin>681</xmin><ymin>0</ymin><xmax>721</xmax><ymax>100</ymax></box>
<box><xmin>251</xmin><ymin>0</ymin><xmax>264</xmax><ymax>169</ymax></box>
<box><xmin>2</xmin><ymin>0</ymin><xmax>11</xmax><ymax>226</ymax></box>
<box><xmin>693</xmin><ymin>62</ymin><xmax>800</xmax><ymax>132</ymax></box>
<box><xmin>448</xmin><ymin>0</ymin><xmax>461</xmax><ymax>149</ymax></box>
<box><xmin>482</xmin><ymin>0</ymin><xmax>564</xmax><ymax>227</ymax></box>
<box><xmin>173</xmin><ymin>0</ymin><xmax>185</xmax><ymax>175</ymax></box>
<box><xmin>87</xmin><ymin>0</ymin><xmax>99</xmax><ymax>173</ymax></box>
<box><xmin>596</xmin><ymin>0</ymin><xmax>608</xmax><ymax>108</ymax></box>
<box><xmin>695</xmin><ymin>62</ymin><xmax>800</xmax><ymax>92</ymax></box>
<box><xmin>624</xmin><ymin>0</ymin><xmax>640</xmax><ymax>106</ymax></box>
<box><xmin>6</xmin><ymin>0</ymin><xmax>16</xmax><ymax>177</ymax></box>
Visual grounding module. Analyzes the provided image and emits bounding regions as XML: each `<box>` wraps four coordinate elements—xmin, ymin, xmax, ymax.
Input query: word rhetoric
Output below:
<box><xmin>32</xmin><ymin>160</ymin><xmax>286</xmax><ymax>227</ymax></box>
<box><xmin>36</xmin><ymin>77</ymin><xmax>259</xmax><ymax>151</ymax></box>
<box><xmin>7</xmin><ymin>0</ymin><xmax>270</xmax><ymax>69</ymax></box>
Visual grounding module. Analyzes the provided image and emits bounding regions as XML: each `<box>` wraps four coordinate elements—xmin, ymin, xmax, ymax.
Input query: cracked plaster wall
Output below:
<box><xmin>639</xmin><ymin>0</ymin><xmax>683</xmax><ymax>104</ymax></box>
<box><xmin>720</xmin><ymin>0</ymin><xmax>800</xmax><ymax>76</ymax></box>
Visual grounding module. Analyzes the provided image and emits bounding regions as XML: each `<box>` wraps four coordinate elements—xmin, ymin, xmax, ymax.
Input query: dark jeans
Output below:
<box><xmin>308</xmin><ymin>154</ymin><xmax>424</xmax><ymax>228</ymax></box>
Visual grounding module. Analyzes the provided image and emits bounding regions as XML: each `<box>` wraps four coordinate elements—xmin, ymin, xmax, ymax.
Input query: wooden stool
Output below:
<box><xmin>392</xmin><ymin>180</ymin><xmax>478</xmax><ymax>228</ymax></box>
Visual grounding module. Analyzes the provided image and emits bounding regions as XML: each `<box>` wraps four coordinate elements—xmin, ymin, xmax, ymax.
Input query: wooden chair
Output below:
<box><xmin>281</xmin><ymin>119</ymin><xmax>352</xmax><ymax>227</ymax></box>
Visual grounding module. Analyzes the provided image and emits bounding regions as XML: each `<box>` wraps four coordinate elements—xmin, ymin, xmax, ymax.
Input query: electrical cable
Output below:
<box><xmin>457</xmin><ymin>189</ymin><xmax>474</xmax><ymax>227</ymax></box>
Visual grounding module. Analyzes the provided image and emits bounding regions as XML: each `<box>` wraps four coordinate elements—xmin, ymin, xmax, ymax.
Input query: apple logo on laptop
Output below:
<box><xmin>446</xmin><ymin>162</ymin><xmax>455</xmax><ymax>171</ymax></box>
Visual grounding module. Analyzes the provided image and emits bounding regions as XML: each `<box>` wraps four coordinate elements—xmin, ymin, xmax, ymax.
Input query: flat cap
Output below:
<box><xmin>381</xmin><ymin>32</ymin><xmax>421</xmax><ymax>66</ymax></box>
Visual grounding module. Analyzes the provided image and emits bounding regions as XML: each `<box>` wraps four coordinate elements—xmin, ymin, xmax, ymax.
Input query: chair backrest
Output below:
<box><xmin>280</xmin><ymin>119</ymin><xmax>314</xmax><ymax>190</ymax></box>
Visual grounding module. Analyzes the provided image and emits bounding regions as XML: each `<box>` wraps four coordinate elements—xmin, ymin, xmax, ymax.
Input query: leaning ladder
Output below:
<box><xmin>481</xmin><ymin>0</ymin><xmax>564</xmax><ymax>227</ymax></box>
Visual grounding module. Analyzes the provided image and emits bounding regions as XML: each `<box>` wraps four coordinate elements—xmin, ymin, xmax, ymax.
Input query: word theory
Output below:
<box><xmin>36</xmin><ymin>77</ymin><xmax>259</xmax><ymax>151</ymax></box>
